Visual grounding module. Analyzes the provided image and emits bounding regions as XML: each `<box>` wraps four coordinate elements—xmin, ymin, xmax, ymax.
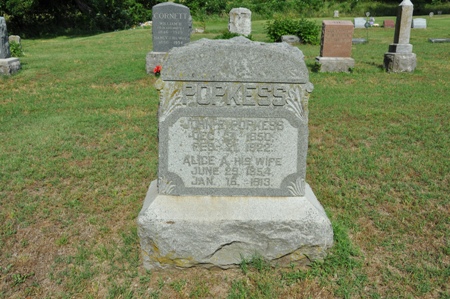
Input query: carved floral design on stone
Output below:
<box><xmin>285</xmin><ymin>87</ymin><xmax>307</xmax><ymax>123</ymax></box>
<box><xmin>158</xmin><ymin>81</ymin><xmax>184</xmax><ymax>122</ymax></box>
<box><xmin>288</xmin><ymin>177</ymin><xmax>306</xmax><ymax>196</ymax></box>
<box><xmin>159</xmin><ymin>177</ymin><xmax>175</xmax><ymax>194</ymax></box>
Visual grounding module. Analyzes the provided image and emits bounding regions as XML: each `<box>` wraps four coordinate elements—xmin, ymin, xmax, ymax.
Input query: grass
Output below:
<box><xmin>1</xmin><ymin>15</ymin><xmax>449</xmax><ymax>298</ymax></box>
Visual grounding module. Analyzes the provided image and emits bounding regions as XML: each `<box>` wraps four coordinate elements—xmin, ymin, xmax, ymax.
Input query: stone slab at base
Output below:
<box><xmin>0</xmin><ymin>57</ymin><xmax>21</xmax><ymax>75</ymax></box>
<box><xmin>352</xmin><ymin>38</ymin><xmax>367</xmax><ymax>44</ymax></box>
<box><xmin>315</xmin><ymin>56</ymin><xmax>354</xmax><ymax>73</ymax></box>
<box><xmin>384</xmin><ymin>52</ymin><xmax>416</xmax><ymax>73</ymax></box>
<box><xmin>146</xmin><ymin>52</ymin><xmax>167</xmax><ymax>75</ymax></box>
<box><xmin>429</xmin><ymin>38</ymin><xmax>450</xmax><ymax>43</ymax></box>
<box><xmin>281</xmin><ymin>35</ymin><xmax>300</xmax><ymax>45</ymax></box>
<box><xmin>137</xmin><ymin>181</ymin><xmax>333</xmax><ymax>269</ymax></box>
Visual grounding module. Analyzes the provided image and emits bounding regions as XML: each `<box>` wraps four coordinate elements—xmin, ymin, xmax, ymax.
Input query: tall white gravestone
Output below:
<box><xmin>228</xmin><ymin>8</ymin><xmax>252</xmax><ymax>36</ymax></box>
<box><xmin>137</xmin><ymin>37</ymin><xmax>333</xmax><ymax>269</ymax></box>
<box><xmin>384</xmin><ymin>0</ymin><xmax>417</xmax><ymax>72</ymax></box>
<box><xmin>0</xmin><ymin>17</ymin><xmax>21</xmax><ymax>75</ymax></box>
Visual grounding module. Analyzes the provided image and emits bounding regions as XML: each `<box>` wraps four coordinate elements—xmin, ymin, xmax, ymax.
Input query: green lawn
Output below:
<box><xmin>1</xmin><ymin>15</ymin><xmax>449</xmax><ymax>298</ymax></box>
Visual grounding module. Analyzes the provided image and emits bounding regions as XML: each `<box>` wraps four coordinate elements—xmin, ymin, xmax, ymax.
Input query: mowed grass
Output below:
<box><xmin>1</xmin><ymin>15</ymin><xmax>449</xmax><ymax>298</ymax></box>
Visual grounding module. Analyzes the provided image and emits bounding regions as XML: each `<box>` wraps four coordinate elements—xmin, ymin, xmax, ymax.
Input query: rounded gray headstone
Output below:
<box><xmin>162</xmin><ymin>37</ymin><xmax>309</xmax><ymax>83</ymax></box>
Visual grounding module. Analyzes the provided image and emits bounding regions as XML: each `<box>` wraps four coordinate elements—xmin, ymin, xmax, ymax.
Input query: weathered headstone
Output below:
<box><xmin>146</xmin><ymin>2</ymin><xmax>191</xmax><ymax>74</ymax></box>
<box><xmin>383</xmin><ymin>20</ymin><xmax>395</xmax><ymax>28</ymax></box>
<box><xmin>334</xmin><ymin>10</ymin><xmax>339</xmax><ymax>18</ymax></box>
<box><xmin>429</xmin><ymin>38</ymin><xmax>450</xmax><ymax>43</ymax></box>
<box><xmin>437</xmin><ymin>11</ymin><xmax>442</xmax><ymax>15</ymax></box>
<box><xmin>0</xmin><ymin>17</ymin><xmax>20</xmax><ymax>75</ymax></box>
<box><xmin>281</xmin><ymin>35</ymin><xmax>300</xmax><ymax>44</ymax></box>
<box><xmin>384</xmin><ymin>0</ymin><xmax>416</xmax><ymax>73</ymax></box>
<box><xmin>412</xmin><ymin>18</ymin><xmax>427</xmax><ymax>28</ymax></box>
<box><xmin>352</xmin><ymin>38</ymin><xmax>367</xmax><ymax>44</ymax></box>
<box><xmin>316</xmin><ymin>20</ymin><xmax>354</xmax><ymax>72</ymax></box>
<box><xmin>138</xmin><ymin>37</ymin><xmax>333</xmax><ymax>269</ymax></box>
<box><xmin>354</xmin><ymin>17</ymin><xmax>366</xmax><ymax>28</ymax></box>
<box><xmin>0</xmin><ymin>17</ymin><xmax>11</xmax><ymax>59</ymax></box>
<box><xmin>429</xmin><ymin>12</ymin><xmax>434</xmax><ymax>18</ymax></box>
<box><xmin>228</xmin><ymin>8</ymin><xmax>252</xmax><ymax>36</ymax></box>
<box><xmin>8</xmin><ymin>35</ymin><xmax>21</xmax><ymax>45</ymax></box>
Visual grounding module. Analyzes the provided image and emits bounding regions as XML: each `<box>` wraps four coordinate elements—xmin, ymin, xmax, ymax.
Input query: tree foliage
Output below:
<box><xmin>1</xmin><ymin>0</ymin><xmax>449</xmax><ymax>37</ymax></box>
<box><xmin>0</xmin><ymin>0</ymin><xmax>160</xmax><ymax>37</ymax></box>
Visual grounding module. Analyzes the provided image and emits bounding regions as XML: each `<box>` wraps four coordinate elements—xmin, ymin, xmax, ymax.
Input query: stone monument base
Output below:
<box><xmin>383</xmin><ymin>52</ymin><xmax>416</xmax><ymax>73</ymax></box>
<box><xmin>0</xmin><ymin>58</ymin><xmax>21</xmax><ymax>75</ymax></box>
<box><xmin>137</xmin><ymin>181</ymin><xmax>333</xmax><ymax>269</ymax></box>
<box><xmin>315</xmin><ymin>57</ymin><xmax>354</xmax><ymax>73</ymax></box>
<box><xmin>146</xmin><ymin>52</ymin><xmax>167</xmax><ymax>75</ymax></box>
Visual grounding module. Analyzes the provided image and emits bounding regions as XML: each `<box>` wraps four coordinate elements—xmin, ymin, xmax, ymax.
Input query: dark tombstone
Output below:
<box><xmin>146</xmin><ymin>2</ymin><xmax>191</xmax><ymax>74</ymax></box>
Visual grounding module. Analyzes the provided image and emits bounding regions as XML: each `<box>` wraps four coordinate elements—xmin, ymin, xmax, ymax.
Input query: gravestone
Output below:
<box><xmin>334</xmin><ymin>10</ymin><xmax>339</xmax><ymax>18</ymax></box>
<box><xmin>412</xmin><ymin>18</ymin><xmax>426</xmax><ymax>28</ymax></box>
<box><xmin>0</xmin><ymin>17</ymin><xmax>10</xmax><ymax>59</ymax></box>
<box><xmin>352</xmin><ymin>38</ymin><xmax>367</xmax><ymax>44</ymax></box>
<box><xmin>384</xmin><ymin>0</ymin><xmax>416</xmax><ymax>73</ymax></box>
<box><xmin>383</xmin><ymin>20</ymin><xmax>395</xmax><ymax>28</ymax></box>
<box><xmin>354</xmin><ymin>17</ymin><xmax>366</xmax><ymax>28</ymax></box>
<box><xmin>138</xmin><ymin>37</ymin><xmax>333</xmax><ymax>269</ymax></box>
<box><xmin>8</xmin><ymin>35</ymin><xmax>21</xmax><ymax>45</ymax></box>
<box><xmin>146</xmin><ymin>2</ymin><xmax>191</xmax><ymax>74</ymax></box>
<box><xmin>228</xmin><ymin>8</ymin><xmax>252</xmax><ymax>36</ymax></box>
<box><xmin>429</xmin><ymin>12</ymin><xmax>434</xmax><ymax>18</ymax></box>
<box><xmin>0</xmin><ymin>17</ymin><xmax>20</xmax><ymax>75</ymax></box>
<box><xmin>429</xmin><ymin>38</ymin><xmax>450</xmax><ymax>43</ymax></box>
<box><xmin>281</xmin><ymin>35</ymin><xmax>300</xmax><ymax>44</ymax></box>
<box><xmin>437</xmin><ymin>11</ymin><xmax>442</xmax><ymax>15</ymax></box>
<box><xmin>316</xmin><ymin>20</ymin><xmax>354</xmax><ymax>72</ymax></box>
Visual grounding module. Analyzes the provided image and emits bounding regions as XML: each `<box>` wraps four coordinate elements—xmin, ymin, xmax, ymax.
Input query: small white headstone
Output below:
<box><xmin>354</xmin><ymin>17</ymin><xmax>366</xmax><ymax>28</ymax></box>
<box><xmin>8</xmin><ymin>35</ymin><xmax>21</xmax><ymax>45</ymax></box>
<box><xmin>334</xmin><ymin>10</ymin><xmax>339</xmax><ymax>18</ymax></box>
<box><xmin>429</xmin><ymin>12</ymin><xmax>434</xmax><ymax>18</ymax></box>
<box><xmin>228</xmin><ymin>7</ymin><xmax>252</xmax><ymax>36</ymax></box>
<box><xmin>412</xmin><ymin>18</ymin><xmax>427</xmax><ymax>29</ymax></box>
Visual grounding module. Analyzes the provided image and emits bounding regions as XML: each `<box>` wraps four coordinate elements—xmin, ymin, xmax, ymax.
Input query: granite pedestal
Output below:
<box><xmin>138</xmin><ymin>181</ymin><xmax>333</xmax><ymax>269</ymax></box>
<box><xmin>315</xmin><ymin>57</ymin><xmax>355</xmax><ymax>73</ymax></box>
<box><xmin>0</xmin><ymin>57</ymin><xmax>21</xmax><ymax>75</ymax></box>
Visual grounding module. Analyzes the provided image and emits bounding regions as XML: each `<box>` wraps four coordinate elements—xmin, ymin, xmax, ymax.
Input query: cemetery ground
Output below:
<box><xmin>1</xmin><ymin>15</ymin><xmax>449</xmax><ymax>299</ymax></box>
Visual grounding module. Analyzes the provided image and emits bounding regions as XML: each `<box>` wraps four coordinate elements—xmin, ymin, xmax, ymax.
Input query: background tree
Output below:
<box><xmin>0</xmin><ymin>0</ymin><xmax>161</xmax><ymax>37</ymax></box>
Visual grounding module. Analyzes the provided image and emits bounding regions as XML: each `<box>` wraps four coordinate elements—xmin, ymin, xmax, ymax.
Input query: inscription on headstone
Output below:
<box><xmin>152</xmin><ymin>3</ymin><xmax>191</xmax><ymax>52</ymax></box>
<box><xmin>320</xmin><ymin>20</ymin><xmax>354</xmax><ymax>57</ymax></box>
<box><xmin>156</xmin><ymin>37</ymin><xmax>312</xmax><ymax>197</ymax></box>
